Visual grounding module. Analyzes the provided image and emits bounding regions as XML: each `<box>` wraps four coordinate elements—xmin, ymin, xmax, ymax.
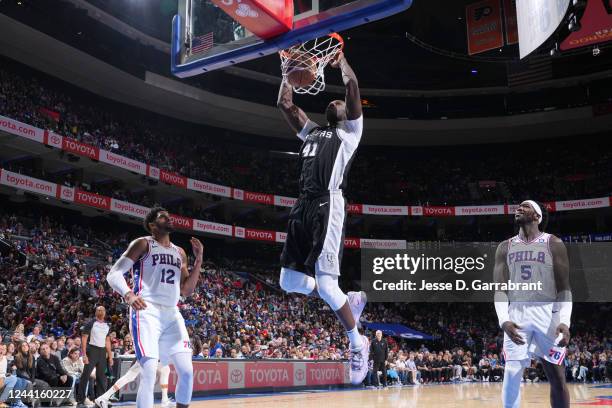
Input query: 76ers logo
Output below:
<box><xmin>549</xmin><ymin>349</ymin><xmax>561</xmax><ymax>361</ymax></box>
<box><xmin>183</xmin><ymin>341</ymin><xmax>192</xmax><ymax>350</ymax></box>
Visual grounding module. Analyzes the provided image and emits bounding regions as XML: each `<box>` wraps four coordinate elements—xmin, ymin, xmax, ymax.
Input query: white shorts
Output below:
<box><xmin>129</xmin><ymin>302</ymin><xmax>191</xmax><ymax>364</ymax></box>
<box><xmin>502</xmin><ymin>303</ymin><xmax>566</xmax><ymax>365</ymax></box>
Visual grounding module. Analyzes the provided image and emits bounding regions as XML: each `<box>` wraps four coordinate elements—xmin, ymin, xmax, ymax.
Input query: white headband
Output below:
<box><xmin>524</xmin><ymin>200</ymin><xmax>542</xmax><ymax>224</ymax></box>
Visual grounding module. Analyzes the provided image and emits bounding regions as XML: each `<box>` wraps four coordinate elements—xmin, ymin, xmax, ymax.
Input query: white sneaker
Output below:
<box><xmin>350</xmin><ymin>335</ymin><xmax>370</xmax><ymax>385</ymax></box>
<box><xmin>92</xmin><ymin>397</ymin><xmax>106</xmax><ymax>408</ymax></box>
<box><xmin>160</xmin><ymin>399</ymin><xmax>176</xmax><ymax>408</ymax></box>
<box><xmin>347</xmin><ymin>291</ymin><xmax>367</xmax><ymax>328</ymax></box>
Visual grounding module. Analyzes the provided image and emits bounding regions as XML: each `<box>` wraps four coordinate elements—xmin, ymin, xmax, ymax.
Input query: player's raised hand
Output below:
<box><xmin>555</xmin><ymin>323</ymin><xmax>570</xmax><ymax>347</ymax></box>
<box><xmin>125</xmin><ymin>292</ymin><xmax>147</xmax><ymax>310</ymax></box>
<box><xmin>330</xmin><ymin>51</ymin><xmax>345</xmax><ymax>68</ymax></box>
<box><xmin>190</xmin><ymin>237</ymin><xmax>204</xmax><ymax>259</ymax></box>
<box><xmin>502</xmin><ymin>321</ymin><xmax>525</xmax><ymax>345</ymax></box>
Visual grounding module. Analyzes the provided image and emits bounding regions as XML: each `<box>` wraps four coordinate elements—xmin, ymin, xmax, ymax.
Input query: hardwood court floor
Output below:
<box><xmin>148</xmin><ymin>382</ymin><xmax>612</xmax><ymax>407</ymax></box>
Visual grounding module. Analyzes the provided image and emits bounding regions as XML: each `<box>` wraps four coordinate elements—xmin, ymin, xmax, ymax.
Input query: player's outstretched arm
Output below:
<box><xmin>332</xmin><ymin>52</ymin><xmax>362</xmax><ymax>120</ymax></box>
<box><xmin>493</xmin><ymin>241</ymin><xmax>525</xmax><ymax>345</ymax></box>
<box><xmin>107</xmin><ymin>237</ymin><xmax>148</xmax><ymax>310</ymax></box>
<box><xmin>277</xmin><ymin>79</ymin><xmax>309</xmax><ymax>133</ymax></box>
<box><xmin>550</xmin><ymin>235</ymin><xmax>571</xmax><ymax>346</ymax></box>
<box><xmin>180</xmin><ymin>237</ymin><xmax>204</xmax><ymax>297</ymax></box>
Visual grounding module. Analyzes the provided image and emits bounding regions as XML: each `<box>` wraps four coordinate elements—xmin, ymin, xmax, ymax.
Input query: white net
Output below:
<box><xmin>279</xmin><ymin>33</ymin><xmax>344</xmax><ymax>95</ymax></box>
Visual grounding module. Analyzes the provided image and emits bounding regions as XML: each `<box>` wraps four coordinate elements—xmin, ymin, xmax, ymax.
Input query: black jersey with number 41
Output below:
<box><xmin>297</xmin><ymin>116</ymin><xmax>363</xmax><ymax>196</ymax></box>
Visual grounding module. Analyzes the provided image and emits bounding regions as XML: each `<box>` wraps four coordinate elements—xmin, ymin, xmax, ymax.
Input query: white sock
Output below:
<box><xmin>159</xmin><ymin>364</ymin><xmax>170</xmax><ymax>401</ymax></box>
<box><xmin>347</xmin><ymin>326</ymin><xmax>363</xmax><ymax>350</ymax></box>
<box><xmin>161</xmin><ymin>386</ymin><xmax>168</xmax><ymax>402</ymax></box>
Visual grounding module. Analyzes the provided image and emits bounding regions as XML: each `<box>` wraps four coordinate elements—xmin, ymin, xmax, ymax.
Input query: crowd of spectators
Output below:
<box><xmin>0</xmin><ymin>208</ymin><xmax>609</xmax><ymax>405</ymax></box>
<box><xmin>1</xmin><ymin>60</ymin><xmax>611</xmax><ymax>210</ymax></box>
<box><xmin>370</xmin><ymin>345</ymin><xmax>612</xmax><ymax>387</ymax></box>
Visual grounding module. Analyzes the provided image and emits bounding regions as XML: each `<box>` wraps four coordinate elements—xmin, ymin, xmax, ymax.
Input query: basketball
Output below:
<box><xmin>285</xmin><ymin>51</ymin><xmax>317</xmax><ymax>88</ymax></box>
<box><xmin>287</xmin><ymin>66</ymin><xmax>317</xmax><ymax>88</ymax></box>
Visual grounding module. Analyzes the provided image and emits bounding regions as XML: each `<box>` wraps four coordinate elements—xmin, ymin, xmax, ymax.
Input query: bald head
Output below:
<box><xmin>95</xmin><ymin>306</ymin><xmax>106</xmax><ymax>320</ymax></box>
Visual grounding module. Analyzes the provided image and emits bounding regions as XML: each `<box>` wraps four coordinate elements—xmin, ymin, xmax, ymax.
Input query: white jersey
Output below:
<box><xmin>132</xmin><ymin>236</ymin><xmax>182</xmax><ymax>307</ymax></box>
<box><xmin>503</xmin><ymin>232</ymin><xmax>566</xmax><ymax>365</ymax></box>
<box><xmin>506</xmin><ymin>232</ymin><xmax>556</xmax><ymax>303</ymax></box>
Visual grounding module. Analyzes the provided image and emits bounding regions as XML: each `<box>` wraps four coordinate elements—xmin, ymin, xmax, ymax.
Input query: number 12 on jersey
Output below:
<box><xmin>160</xmin><ymin>268</ymin><xmax>175</xmax><ymax>284</ymax></box>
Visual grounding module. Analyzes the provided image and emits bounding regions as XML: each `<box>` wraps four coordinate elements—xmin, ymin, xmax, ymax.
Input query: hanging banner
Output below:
<box><xmin>466</xmin><ymin>0</ymin><xmax>504</xmax><ymax>55</ymax></box>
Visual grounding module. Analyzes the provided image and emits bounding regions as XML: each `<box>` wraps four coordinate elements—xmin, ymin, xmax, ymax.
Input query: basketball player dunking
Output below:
<box><xmin>107</xmin><ymin>207</ymin><xmax>203</xmax><ymax>408</ymax></box>
<box><xmin>494</xmin><ymin>200</ymin><xmax>572</xmax><ymax>408</ymax></box>
<box><xmin>277</xmin><ymin>52</ymin><xmax>369</xmax><ymax>384</ymax></box>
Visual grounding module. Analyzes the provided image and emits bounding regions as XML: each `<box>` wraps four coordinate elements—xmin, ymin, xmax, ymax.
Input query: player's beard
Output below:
<box><xmin>156</xmin><ymin>220</ymin><xmax>174</xmax><ymax>234</ymax></box>
<box><xmin>514</xmin><ymin>213</ymin><xmax>536</xmax><ymax>227</ymax></box>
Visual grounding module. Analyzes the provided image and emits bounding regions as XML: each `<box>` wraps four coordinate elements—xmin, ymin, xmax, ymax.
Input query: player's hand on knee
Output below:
<box><xmin>125</xmin><ymin>292</ymin><xmax>147</xmax><ymax>310</ymax></box>
<box><xmin>555</xmin><ymin>323</ymin><xmax>570</xmax><ymax>347</ymax></box>
<box><xmin>502</xmin><ymin>321</ymin><xmax>525</xmax><ymax>345</ymax></box>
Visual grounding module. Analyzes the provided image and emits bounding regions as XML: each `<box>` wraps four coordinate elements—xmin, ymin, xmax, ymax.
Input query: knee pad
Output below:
<box><xmin>504</xmin><ymin>360</ymin><xmax>526</xmax><ymax>377</ymax></box>
<box><xmin>139</xmin><ymin>358</ymin><xmax>158</xmax><ymax>387</ymax></box>
<box><xmin>315</xmin><ymin>273</ymin><xmax>347</xmax><ymax>311</ymax></box>
<box><xmin>280</xmin><ymin>267</ymin><xmax>315</xmax><ymax>295</ymax></box>
<box><xmin>502</xmin><ymin>359</ymin><xmax>528</xmax><ymax>408</ymax></box>
<box><xmin>136</xmin><ymin>358</ymin><xmax>157</xmax><ymax>408</ymax></box>
<box><xmin>170</xmin><ymin>353</ymin><xmax>193</xmax><ymax>405</ymax></box>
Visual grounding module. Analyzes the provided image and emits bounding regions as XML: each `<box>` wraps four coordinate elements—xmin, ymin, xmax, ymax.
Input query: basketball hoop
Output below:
<box><xmin>279</xmin><ymin>33</ymin><xmax>344</xmax><ymax>95</ymax></box>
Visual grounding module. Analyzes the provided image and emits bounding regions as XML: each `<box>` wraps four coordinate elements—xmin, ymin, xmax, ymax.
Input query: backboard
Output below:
<box><xmin>171</xmin><ymin>0</ymin><xmax>412</xmax><ymax>78</ymax></box>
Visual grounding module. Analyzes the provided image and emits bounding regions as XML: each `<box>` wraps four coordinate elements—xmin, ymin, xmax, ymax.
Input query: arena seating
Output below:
<box><xmin>0</xmin><ymin>210</ymin><xmax>609</xmax><ymax>382</ymax></box>
<box><xmin>1</xmin><ymin>61</ymin><xmax>611</xmax><ymax>209</ymax></box>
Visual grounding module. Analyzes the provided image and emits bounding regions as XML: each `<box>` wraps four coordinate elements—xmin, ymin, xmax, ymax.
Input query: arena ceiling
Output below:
<box><xmin>5</xmin><ymin>0</ymin><xmax>610</xmax><ymax>90</ymax></box>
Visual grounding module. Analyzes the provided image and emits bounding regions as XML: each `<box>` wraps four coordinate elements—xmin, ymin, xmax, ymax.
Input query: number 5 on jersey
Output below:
<box><xmin>521</xmin><ymin>264</ymin><xmax>532</xmax><ymax>280</ymax></box>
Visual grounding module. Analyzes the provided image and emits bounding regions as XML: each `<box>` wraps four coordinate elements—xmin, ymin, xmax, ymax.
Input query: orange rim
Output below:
<box><xmin>328</xmin><ymin>32</ymin><xmax>344</xmax><ymax>50</ymax></box>
<box><xmin>279</xmin><ymin>32</ymin><xmax>344</xmax><ymax>59</ymax></box>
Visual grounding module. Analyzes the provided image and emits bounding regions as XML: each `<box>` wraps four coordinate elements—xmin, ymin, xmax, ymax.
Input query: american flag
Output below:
<box><xmin>506</xmin><ymin>54</ymin><xmax>552</xmax><ymax>88</ymax></box>
<box><xmin>191</xmin><ymin>32</ymin><xmax>214</xmax><ymax>54</ymax></box>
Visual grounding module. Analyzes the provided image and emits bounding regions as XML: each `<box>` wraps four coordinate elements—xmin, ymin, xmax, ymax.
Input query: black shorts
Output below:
<box><xmin>280</xmin><ymin>191</ymin><xmax>346</xmax><ymax>276</ymax></box>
